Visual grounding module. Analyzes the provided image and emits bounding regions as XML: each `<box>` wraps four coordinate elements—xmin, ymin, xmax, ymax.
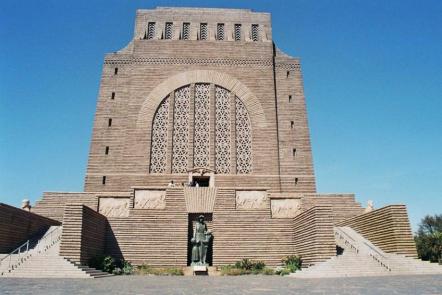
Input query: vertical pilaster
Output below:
<box><xmin>230</xmin><ymin>94</ymin><xmax>237</xmax><ymax>174</ymax></box>
<box><xmin>188</xmin><ymin>84</ymin><xmax>195</xmax><ymax>170</ymax></box>
<box><xmin>166</xmin><ymin>91</ymin><xmax>175</xmax><ymax>173</ymax></box>
<box><xmin>209</xmin><ymin>84</ymin><xmax>216</xmax><ymax>170</ymax></box>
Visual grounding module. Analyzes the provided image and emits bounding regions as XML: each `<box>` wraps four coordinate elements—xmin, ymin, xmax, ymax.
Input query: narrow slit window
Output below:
<box><xmin>165</xmin><ymin>22</ymin><xmax>173</xmax><ymax>39</ymax></box>
<box><xmin>293</xmin><ymin>148</ymin><xmax>297</xmax><ymax>156</ymax></box>
<box><xmin>108</xmin><ymin>118</ymin><xmax>112</xmax><ymax>127</ymax></box>
<box><xmin>200</xmin><ymin>23</ymin><xmax>207</xmax><ymax>40</ymax></box>
<box><xmin>286</xmin><ymin>70</ymin><xmax>290</xmax><ymax>78</ymax></box>
<box><xmin>289</xmin><ymin>95</ymin><xmax>292</xmax><ymax>102</ymax></box>
<box><xmin>105</xmin><ymin>146</ymin><xmax>109</xmax><ymax>155</ymax></box>
<box><xmin>251</xmin><ymin>24</ymin><xmax>259</xmax><ymax>41</ymax></box>
<box><xmin>291</xmin><ymin>121</ymin><xmax>294</xmax><ymax>129</ymax></box>
<box><xmin>147</xmin><ymin>22</ymin><xmax>156</xmax><ymax>39</ymax></box>
<box><xmin>182</xmin><ymin>22</ymin><xmax>190</xmax><ymax>40</ymax></box>
<box><xmin>111</xmin><ymin>92</ymin><xmax>115</xmax><ymax>100</ymax></box>
<box><xmin>234</xmin><ymin>24</ymin><xmax>241</xmax><ymax>41</ymax></box>
<box><xmin>295</xmin><ymin>177</ymin><xmax>299</xmax><ymax>185</ymax></box>
<box><xmin>114</xmin><ymin>67</ymin><xmax>118</xmax><ymax>75</ymax></box>
<box><xmin>102</xmin><ymin>176</ymin><xmax>106</xmax><ymax>185</ymax></box>
<box><xmin>217</xmin><ymin>23</ymin><xmax>224</xmax><ymax>40</ymax></box>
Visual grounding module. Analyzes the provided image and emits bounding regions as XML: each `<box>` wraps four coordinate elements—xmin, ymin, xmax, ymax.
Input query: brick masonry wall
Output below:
<box><xmin>0</xmin><ymin>203</ymin><xmax>60</xmax><ymax>252</ymax></box>
<box><xmin>59</xmin><ymin>204</ymin><xmax>107</xmax><ymax>264</ymax></box>
<box><xmin>337</xmin><ymin>205</ymin><xmax>417</xmax><ymax>257</ymax></box>
<box><xmin>292</xmin><ymin>206</ymin><xmax>336</xmax><ymax>266</ymax></box>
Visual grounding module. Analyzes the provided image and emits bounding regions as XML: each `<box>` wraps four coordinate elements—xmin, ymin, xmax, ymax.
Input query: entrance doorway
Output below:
<box><xmin>192</xmin><ymin>176</ymin><xmax>210</xmax><ymax>187</ymax></box>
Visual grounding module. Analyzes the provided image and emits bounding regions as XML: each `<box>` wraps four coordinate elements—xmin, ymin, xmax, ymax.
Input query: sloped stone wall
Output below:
<box><xmin>0</xmin><ymin>203</ymin><xmax>60</xmax><ymax>252</ymax></box>
<box><xmin>338</xmin><ymin>205</ymin><xmax>417</xmax><ymax>257</ymax></box>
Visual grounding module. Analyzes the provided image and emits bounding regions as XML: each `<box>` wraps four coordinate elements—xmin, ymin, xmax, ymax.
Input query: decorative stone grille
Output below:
<box><xmin>234</xmin><ymin>24</ymin><xmax>241</xmax><ymax>41</ymax></box>
<box><xmin>182</xmin><ymin>23</ymin><xmax>190</xmax><ymax>40</ymax></box>
<box><xmin>164</xmin><ymin>22</ymin><xmax>173</xmax><ymax>40</ymax></box>
<box><xmin>194</xmin><ymin>84</ymin><xmax>210</xmax><ymax>168</ymax></box>
<box><xmin>200</xmin><ymin>23</ymin><xmax>208</xmax><ymax>40</ymax></box>
<box><xmin>217</xmin><ymin>23</ymin><xmax>225</xmax><ymax>41</ymax></box>
<box><xmin>150</xmin><ymin>96</ymin><xmax>169</xmax><ymax>173</ymax></box>
<box><xmin>236</xmin><ymin>97</ymin><xmax>252</xmax><ymax>173</ymax></box>
<box><xmin>215</xmin><ymin>86</ymin><xmax>231</xmax><ymax>173</ymax></box>
<box><xmin>172</xmin><ymin>86</ymin><xmax>191</xmax><ymax>173</ymax></box>
<box><xmin>147</xmin><ymin>22</ymin><xmax>156</xmax><ymax>40</ymax></box>
<box><xmin>150</xmin><ymin>83</ymin><xmax>253</xmax><ymax>174</ymax></box>
<box><xmin>251</xmin><ymin>24</ymin><xmax>259</xmax><ymax>41</ymax></box>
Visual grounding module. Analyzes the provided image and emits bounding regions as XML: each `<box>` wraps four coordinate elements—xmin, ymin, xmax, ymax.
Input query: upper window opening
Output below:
<box><xmin>251</xmin><ymin>24</ymin><xmax>259</xmax><ymax>41</ymax></box>
<box><xmin>286</xmin><ymin>70</ymin><xmax>290</xmax><ymax>77</ymax></box>
<box><xmin>114</xmin><ymin>68</ymin><xmax>118</xmax><ymax>75</ymax></box>
<box><xmin>147</xmin><ymin>22</ymin><xmax>156</xmax><ymax>40</ymax></box>
<box><xmin>182</xmin><ymin>23</ymin><xmax>190</xmax><ymax>40</ymax></box>
<box><xmin>217</xmin><ymin>23</ymin><xmax>224</xmax><ymax>40</ymax></box>
<box><xmin>105</xmin><ymin>146</ymin><xmax>109</xmax><ymax>155</ymax></box>
<box><xmin>111</xmin><ymin>92</ymin><xmax>115</xmax><ymax>100</ymax></box>
<box><xmin>108</xmin><ymin>118</ymin><xmax>112</xmax><ymax>127</ymax></box>
<box><xmin>234</xmin><ymin>24</ymin><xmax>241</xmax><ymax>41</ymax></box>
<box><xmin>200</xmin><ymin>23</ymin><xmax>207</xmax><ymax>40</ymax></box>
<box><xmin>165</xmin><ymin>22</ymin><xmax>173</xmax><ymax>40</ymax></box>
<box><xmin>291</xmin><ymin>121</ymin><xmax>294</xmax><ymax>129</ymax></box>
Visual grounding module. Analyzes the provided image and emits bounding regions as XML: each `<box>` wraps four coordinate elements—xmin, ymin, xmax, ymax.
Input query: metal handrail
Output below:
<box><xmin>335</xmin><ymin>227</ymin><xmax>391</xmax><ymax>271</ymax></box>
<box><xmin>0</xmin><ymin>226</ymin><xmax>62</xmax><ymax>273</ymax></box>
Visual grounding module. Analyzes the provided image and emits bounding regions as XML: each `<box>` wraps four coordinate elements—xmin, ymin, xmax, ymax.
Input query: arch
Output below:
<box><xmin>136</xmin><ymin>70</ymin><xmax>268</xmax><ymax>130</ymax></box>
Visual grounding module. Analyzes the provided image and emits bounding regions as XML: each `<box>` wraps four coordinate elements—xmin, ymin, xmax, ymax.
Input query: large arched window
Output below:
<box><xmin>149</xmin><ymin>83</ymin><xmax>252</xmax><ymax>174</ymax></box>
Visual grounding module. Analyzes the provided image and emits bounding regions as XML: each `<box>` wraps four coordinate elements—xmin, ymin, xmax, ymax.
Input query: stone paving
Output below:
<box><xmin>1</xmin><ymin>275</ymin><xmax>442</xmax><ymax>295</ymax></box>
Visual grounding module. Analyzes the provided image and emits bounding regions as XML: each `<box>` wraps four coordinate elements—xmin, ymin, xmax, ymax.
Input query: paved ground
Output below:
<box><xmin>1</xmin><ymin>275</ymin><xmax>442</xmax><ymax>295</ymax></box>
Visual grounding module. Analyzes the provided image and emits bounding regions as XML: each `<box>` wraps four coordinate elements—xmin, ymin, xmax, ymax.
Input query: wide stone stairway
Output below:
<box><xmin>0</xmin><ymin>226</ymin><xmax>111</xmax><ymax>278</ymax></box>
<box><xmin>291</xmin><ymin>226</ymin><xmax>442</xmax><ymax>278</ymax></box>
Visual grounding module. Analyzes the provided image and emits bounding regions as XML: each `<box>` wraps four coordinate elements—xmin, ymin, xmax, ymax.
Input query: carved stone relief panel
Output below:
<box><xmin>134</xmin><ymin>190</ymin><xmax>166</xmax><ymax>209</ymax></box>
<box><xmin>271</xmin><ymin>198</ymin><xmax>301</xmax><ymax>218</ymax></box>
<box><xmin>98</xmin><ymin>197</ymin><xmax>130</xmax><ymax>217</ymax></box>
<box><xmin>236</xmin><ymin>190</ymin><xmax>268</xmax><ymax>210</ymax></box>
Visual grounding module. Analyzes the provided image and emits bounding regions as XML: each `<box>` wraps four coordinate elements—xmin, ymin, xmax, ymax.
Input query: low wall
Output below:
<box><xmin>293</xmin><ymin>205</ymin><xmax>336</xmax><ymax>266</ymax></box>
<box><xmin>0</xmin><ymin>203</ymin><xmax>60</xmax><ymax>252</ymax></box>
<box><xmin>337</xmin><ymin>205</ymin><xmax>417</xmax><ymax>257</ymax></box>
<box><xmin>60</xmin><ymin>204</ymin><xmax>107</xmax><ymax>264</ymax></box>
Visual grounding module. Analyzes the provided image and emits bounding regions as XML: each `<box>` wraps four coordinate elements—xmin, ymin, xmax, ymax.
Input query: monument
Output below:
<box><xmin>23</xmin><ymin>7</ymin><xmax>418</xmax><ymax>270</ymax></box>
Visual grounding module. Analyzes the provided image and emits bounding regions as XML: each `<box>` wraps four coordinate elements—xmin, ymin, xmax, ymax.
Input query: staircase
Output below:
<box><xmin>290</xmin><ymin>226</ymin><xmax>442</xmax><ymax>278</ymax></box>
<box><xmin>0</xmin><ymin>226</ymin><xmax>112</xmax><ymax>278</ymax></box>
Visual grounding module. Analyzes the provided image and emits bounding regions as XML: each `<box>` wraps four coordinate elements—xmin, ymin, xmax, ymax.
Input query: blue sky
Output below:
<box><xmin>1</xmin><ymin>0</ymin><xmax>441</xmax><ymax>231</ymax></box>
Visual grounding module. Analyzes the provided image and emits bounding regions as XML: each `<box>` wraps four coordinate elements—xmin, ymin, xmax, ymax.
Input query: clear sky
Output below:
<box><xmin>1</xmin><ymin>0</ymin><xmax>441</xmax><ymax>231</ymax></box>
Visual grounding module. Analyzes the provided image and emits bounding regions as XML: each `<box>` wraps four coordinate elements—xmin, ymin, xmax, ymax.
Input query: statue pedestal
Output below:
<box><xmin>193</xmin><ymin>265</ymin><xmax>208</xmax><ymax>276</ymax></box>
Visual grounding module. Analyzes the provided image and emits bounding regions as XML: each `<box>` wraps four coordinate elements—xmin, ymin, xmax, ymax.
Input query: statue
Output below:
<box><xmin>21</xmin><ymin>199</ymin><xmax>31</xmax><ymax>212</ymax></box>
<box><xmin>191</xmin><ymin>215</ymin><xmax>212</xmax><ymax>266</ymax></box>
<box><xmin>364</xmin><ymin>200</ymin><xmax>374</xmax><ymax>213</ymax></box>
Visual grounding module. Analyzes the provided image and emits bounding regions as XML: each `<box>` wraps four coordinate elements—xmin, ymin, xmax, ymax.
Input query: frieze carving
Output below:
<box><xmin>103</xmin><ymin>57</ymin><xmax>300</xmax><ymax>71</ymax></box>
<box><xmin>98</xmin><ymin>198</ymin><xmax>130</xmax><ymax>217</ymax></box>
<box><xmin>134</xmin><ymin>190</ymin><xmax>166</xmax><ymax>209</ymax></box>
<box><xmin>271</xmin><ymin>199</ymin><xmax>301</xmax><ymax>218</ymax></box>
<box><xmin>236</xmin><ymin>191</ymin><xmax>268</xmax><ymax>210</ymax></box>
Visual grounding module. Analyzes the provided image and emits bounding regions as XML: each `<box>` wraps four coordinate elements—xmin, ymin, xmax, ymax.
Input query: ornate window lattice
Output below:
<box><xmin>200</xmin><ymin>23</ymin><xmax>207</xmax><ymax>40</ymax></box>
<box><xmin>147</xmin><ymin>22</ymin><xmax>156</xmax><ymax>40</ymax></box>
<box><xmin>150</xmin><ymin>83</ymin><xmax>252</xmax><ymax>175</ymax></box>
<box><xmin>172</xmin><ymin>86</ymin><xmax>191</xmax><ymax>173</ymax></box>
<box><xmin>165</xmin><ymin>22</ymin><xmax>173</xmax><ymax>40</ymax></box>
<box><xmin>217</xmin><ymin>23</ymin><xmax>225</xmax><ymax>41</ymax></box>
<box><xmin>182</xmin><ymin>23</ymin><xmax>190</xmax><ymax>40</ymax></box>
<box><xmin>215</xmin><ymin>86</ymin><xmax>231</xmax><ymax>173</ymax></box>
<box><xmin>234</xmin><ymin>24</ymin><xmax>241</xmax><ymax>41</ymax></box>
<box><xmin>251</xmin><ymin>24</ymin><xmax>259</xmax><ymax>41</ymax></box>
<box><xmin>194</xmin><ymin>84</ymin><xmax>210</xmax><ymax>168</ymax></box>
<box><xmin>150</xmin><ymin>96</ymin><xmax>169</xmax><ymax>173</ymax></box>
<box><xmin>236</xmin><ymin>97</ymin><xmax>252</xmax><ymax>173</ymax></box>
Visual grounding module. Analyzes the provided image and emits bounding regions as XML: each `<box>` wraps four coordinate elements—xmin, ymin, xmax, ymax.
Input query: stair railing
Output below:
<box><xmin>334</xmin><ymin>226</ymin><xmax>391</xmax><ymax>271</ymax></box>
<box><xmin>0</xmin><ymin>226</ymin><xmax>62</xmax><ymax>275</ymax></box>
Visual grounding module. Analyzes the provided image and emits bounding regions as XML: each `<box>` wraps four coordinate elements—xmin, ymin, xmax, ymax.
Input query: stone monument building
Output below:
<box><xmin>4</xmin><ymin>8</ymin><xmax>434</xmax><ymax>278</ymax></box>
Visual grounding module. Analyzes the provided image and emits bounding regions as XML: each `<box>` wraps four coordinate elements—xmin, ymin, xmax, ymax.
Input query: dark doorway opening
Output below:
<box><xmin>187</xmin><ymin>213</ymin><xmax>213</xmax><ymax>266</ymax></box>
<box><xmin>192</xmin><ymin>176</ymin><xmax>210</xmax><ymax>187</ymax></box>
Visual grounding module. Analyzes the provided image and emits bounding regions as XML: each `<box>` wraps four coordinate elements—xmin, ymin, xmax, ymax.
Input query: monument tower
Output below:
<box><xmin>28</xmin><ymin>7</ymin><xmax>418</xmax><ymax>270</ymax></box>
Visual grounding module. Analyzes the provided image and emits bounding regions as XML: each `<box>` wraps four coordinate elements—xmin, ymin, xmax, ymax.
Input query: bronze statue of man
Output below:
<box><xmin>191</xmin><ymin>214</ymin><xmax>212</xmax><ymax>265</ymax></box>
